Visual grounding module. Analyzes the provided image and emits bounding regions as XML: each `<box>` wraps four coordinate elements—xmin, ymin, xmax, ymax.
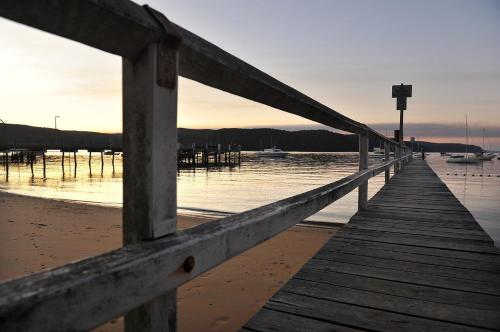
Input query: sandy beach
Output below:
<box><xmin>0</xmin><ymin>191</ymin><xmax>336</xmax><ymax>331</ymax></box>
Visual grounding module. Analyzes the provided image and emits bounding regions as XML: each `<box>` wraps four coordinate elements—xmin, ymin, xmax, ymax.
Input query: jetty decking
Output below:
<box><xmin>244</xmin><ymin>158</ymin><xmax>500</xmax><ymax>331</ymax></box>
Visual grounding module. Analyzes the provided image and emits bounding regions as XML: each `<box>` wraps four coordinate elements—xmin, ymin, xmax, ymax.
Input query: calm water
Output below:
<box><xmin>1</xmin><ymin>152</ymin><xmax>499</xmax><ymax>242</ymax></box>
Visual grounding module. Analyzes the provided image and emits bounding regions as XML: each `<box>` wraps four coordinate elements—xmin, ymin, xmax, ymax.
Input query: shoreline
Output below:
<box><xmin>0</xmin><ymin>188</ymin><xmax>346</xmax><ymax>226</ymax></box>
<box><xmin>0</xmin><ymin>190</ymin><xmax>337</xmax><ymax>331</ymax></box>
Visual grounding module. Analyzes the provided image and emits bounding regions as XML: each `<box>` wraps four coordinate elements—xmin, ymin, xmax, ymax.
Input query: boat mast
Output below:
<box><xmin>483</xmin><ymin>128</ymin><xmax>485</xmax><ymax>152</ymax></box>
<box><xmin>465</xmin><ymin>115</ymin><xmax>468</xmax><ymax>156</ymax></box>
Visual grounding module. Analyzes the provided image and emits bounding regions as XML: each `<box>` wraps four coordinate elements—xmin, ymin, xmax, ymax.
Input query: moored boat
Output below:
<box><xmin>447</xmin><ymin>155</ymin><xmax>480</xmax><ymax>163</ymax></box>
<box><xmin>475</xmin><ymin>152</ymin><xmax>495</xmax><ymax>161</ymax></box>
<box><xmin>446</xmin><ymin>116</ymin><xmax>480</xmax><ymax>164</ymax></box>
<box><xmin>256</xmin><ymin>147</ymin><xmax>288</xmax><ymax>158</ymax></box>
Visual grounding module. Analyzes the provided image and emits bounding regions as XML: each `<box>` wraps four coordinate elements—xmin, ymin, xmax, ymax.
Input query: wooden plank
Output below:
<box><xmin>244</xmin><ymin>159</ymin><xmax>500</xmax><ymax>331</ymax></box>
<box><xmin>0</xmin><ymin>159</ymin><xmax>397</xmax><ymax>332</ymax></box>
<box><xmin>265</xmin><ymin>292</ymin><xmax>487</xmax><ymax>332</ymax></box>
<box><xmin>123</xmin><ymin>42</ymin><xmax>178</xmax><ymax>242</ymax></box>
<box><xmin>304</xmin><ymin>258</ymin><xmax>500</xmax><ymax>295</ymax></box>
<box><xmin>0</xmin><ymin>0</ymin><xmax>403</xmax><ymax>144</ymax></box>
<box><xmin>294</xmin><ymin>269</ymin><xmax>500</xmax><ymax>309</ymax></box>
<box><xmin>355</xmin><ymin>210</ymin><xmax>480</xmax><ymax>223</ymax></box>
<box><xmin>280</xmin><ymin>278</ymin><xmax>500</xmax><ymax>329</ymax></box>
<box><xmin>365</xmin><ymin>203</ymin><xmax>471</xmax><ymax>214</ymax></box>
<box><xmin>349</xmin><ymin>217</ymin><xmax>489</xmax><ymax>234</ymax></box>
<box><xmin>335</xmin><ymin>228</ymin><xmax>500</xmax><ymax>254</ymax></box>
<box><xmin>343</xmin><ymin>223</ymin><xmax>493</xmax><ymax>242</ymax></box>
<box><xmin>123</xmin><ymin>42</ymin><xmax>178</xmax><ymax>331</ymax></box>
<box><xmin>324</xmin><ymin>237</ymin><xmax>500</xmax><ymax>264</ymax></box>
<box><xmin>322</xmin><ymin>240</ymin><xmax>500</xmax><ymax>272</ymax></box>
<box><xmin>313</xmin><ymin>251</ymin><xmax>500</xmax><ymax>283</ymax></box>
<box><xmin>336</xmin><ymin>228</ymin><xmax>499</xmax><ymax>255</ymax></box>
<box><xmin>243</xmin><ymin>308</ymin><xmax>363</xmax><ymax>332</ymax></box>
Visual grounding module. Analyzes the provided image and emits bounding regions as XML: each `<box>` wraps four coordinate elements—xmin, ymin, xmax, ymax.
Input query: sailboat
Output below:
<box><xmin>475</xmin><ymin>128</ymin><xmax>495</xmax><ymax>161</ymax></box>
<box><xmin>447</xmin><ymin>116</ymin><xmax>480</xmax><ymax>164</ymax></box>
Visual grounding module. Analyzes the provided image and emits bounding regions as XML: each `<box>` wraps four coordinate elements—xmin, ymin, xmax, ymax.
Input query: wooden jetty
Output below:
<box><xmin>177</xmin><ymin>143</ymin><xmax>241</xmax><ymax>168</ymax></box>
<box><xmin>1</xmin><ymin>143</ymin><xmax>241</xmax><ymax>179</ymax></box>
<box><xmin>2</xmin><ymin>2</ymin><xmax>496</xmax><ymax>332</ymax></box>
<box><xmin>244</xmin><ymin>158</ymin><xmax>500</xmax><ymax>331</ymax></box>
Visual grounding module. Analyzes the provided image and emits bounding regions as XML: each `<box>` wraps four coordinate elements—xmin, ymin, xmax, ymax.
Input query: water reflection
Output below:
<box><xmin>426</xmin><ymin>154</ymin><xmax>500</xmax><ymax>244</ymax></box>
<box><xmin>0</xmin><ymin>152</ymin><xmax>386</xmax><ymax>223</ymax></box>
<box><xmin>1</xmin><ymin>151</ymin><xmax>498</xmax><ymax>242</ymax></box>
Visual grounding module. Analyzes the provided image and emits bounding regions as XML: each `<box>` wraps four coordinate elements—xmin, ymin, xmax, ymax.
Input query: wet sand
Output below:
<box><xmin>0</xmin><ymin>191</ymin><xmax>337</xmax><ymax>331</ymax></box>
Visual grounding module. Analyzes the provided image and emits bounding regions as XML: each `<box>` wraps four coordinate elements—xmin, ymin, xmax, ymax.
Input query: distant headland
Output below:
<box><xmin>0</xmin><ymin>123</ymin><xmax>482</xmax><ymax>153</ymax></box>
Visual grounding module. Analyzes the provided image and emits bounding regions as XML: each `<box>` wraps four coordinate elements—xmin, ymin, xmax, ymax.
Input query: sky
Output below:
<box><xmin>0</xmin><ymin>0</ymin><xmax>499</xmax><ymax>148</ymax></box>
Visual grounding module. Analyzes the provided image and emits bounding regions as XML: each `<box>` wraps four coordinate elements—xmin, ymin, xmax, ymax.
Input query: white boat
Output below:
<box><xmin>369</xmin><ymin>146</ymin><xmax>395</xmax><ymax>158</ymax></box>
<box><xmin>256</xmin><ymin>147</ymin><xmax>288</xmax><ymax>158</ymax></box>
<box><xmin>475</xmin><ymin>152</ymin><xmax>495</xmax><ymax>161</ymax></box>
<box><xmin>447</xmin><ymin>155</ymin><xmax>479</xmax><ymax>163</ymax></box>
<box><xmin>447</xmin><ymin>116</ymin><xmax>480</xmax><ymax>164</ymax></box>
<box><xmin>369</xmin><ymin>147</ymin><xmax>385</xmax><ymax>158</ymax></box>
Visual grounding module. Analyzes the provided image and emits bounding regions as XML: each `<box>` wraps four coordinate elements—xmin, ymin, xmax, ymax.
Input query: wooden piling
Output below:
<box><xmin>73</xmin><ymin>151</ymin><xmax>77</xmax><ymax>177</ymax></box>
<box><xmin>42</xmin><ymin>151</ymin><xmax>46</xmax><ymax>178</ymax></box>
<box><xmin>89</xmin><ymin>152</ymin><xmax>92</xmax><ymax>175</ymax></box>
<box><xmin>358</xmin><ymin>132</ymin><xmax>368</xmax><ymax>211</ymax></box>
<box><xmin>100</xmin><ymin>151</ymin><xmax>104</xmax><ymax>175</ymax></box>
<box><xmin>112</xmin><ymin>153</ymin><xmax>115</xmax><ymax>174</ymax></box>
<box><xmin>395</xmin><ymin>146</ymin><xmax>400</xmax><ymax>173</ymax></box>
<box><xmin>384</xmin><ymin>141</ymin><xmax>390</xmax><ymax>183</ymax></box>
<box><xmin>5</xmin><ymin>152</ymin><xmax>9</xmax><ymax>179</ymax></box>
<box><xmin>30</xmin><ymin>153</ymin><xmax>34</xmax><ymax>177</ymax></box>
<box><xmin>61</xmin><ymin>151</ymin><xmax>65</xmax><ymax>176</ymax></box>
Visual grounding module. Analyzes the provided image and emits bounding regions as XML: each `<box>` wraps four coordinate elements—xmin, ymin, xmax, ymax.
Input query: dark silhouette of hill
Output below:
<box><xmin>0</xmin><ymin>124</ymin><xmax>121</xmax><ymax>151</ymax></box>
<box><xmin>0</xmin><ymin>124</ymin><xmax>481</xmax><ymax>153</ymax></box>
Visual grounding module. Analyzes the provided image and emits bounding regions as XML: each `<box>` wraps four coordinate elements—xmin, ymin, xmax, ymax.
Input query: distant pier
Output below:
<box><xmin>1</xmin><ymin>143</ymin><xmax>241</xmax><ymax>179</ymax></box>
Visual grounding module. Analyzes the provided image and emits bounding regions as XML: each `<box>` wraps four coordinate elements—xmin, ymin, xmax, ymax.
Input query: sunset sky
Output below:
<box><xmin>0</xmin><ymin>0</ymin><xmax>499</xmax><ymax>148</ymax></box>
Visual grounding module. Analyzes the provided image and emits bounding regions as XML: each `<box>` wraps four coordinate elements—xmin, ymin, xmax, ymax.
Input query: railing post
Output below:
<box><xmin>358</xmin><ymin>132</ymin><xmax>368</xmax><ymax>210</ymax></box>
<box><xmin>394</xmin><ymin>145</ymin><xmax>400</xmax><ymax>173</ymax></box>
<box><xmin>123</xmin><ymin>41</ymin><xmax>178</xmax><ymax>331</ymax></box>
<box><xmin>384</xmin><ymin>141</ymin><xmax>390</xmax><ymax>183</ymax></box>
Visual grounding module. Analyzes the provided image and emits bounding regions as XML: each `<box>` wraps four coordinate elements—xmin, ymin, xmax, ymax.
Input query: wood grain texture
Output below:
<box><xmin>243</xmin><ymin>159</ymin><xmax>500</xmax><ymax>331</ymax></box>
<box><xmin>0</xmin><ymin>158</ymin><xmax>405</xmax><ymax>331</ymax></box>
<box><xmin>0</xmin><ymin>0</ymin><xmax>405</xmax><ymax>144</ymax></box>
<box><xmin>122</xmin><ymin>42</ymin><xmax>178</xmax><ymax>332</ymax></box>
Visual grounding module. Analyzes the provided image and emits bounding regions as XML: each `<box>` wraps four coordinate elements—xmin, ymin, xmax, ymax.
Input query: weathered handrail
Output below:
<box><xmin>0</xmin><ymin>155</ymin><xmax>410</xmax><ymax>331</ymax></box>
<box><xmin>0</xmin><ymin>1</ymin><xmax>412</xmax><ymax>330</ymax></box>
<box><xmin>0</xmin><ymin>0</ymin><xmax>399</xmax><ymax>143</ymax></box>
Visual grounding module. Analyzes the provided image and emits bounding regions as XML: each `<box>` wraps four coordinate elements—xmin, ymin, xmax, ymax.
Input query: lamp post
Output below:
<box><xmin>55</xmin><ymin>116</ymin><xmax>60</xmax><ymax>130</ymax></box>
<box><xmin>392</xmin><ymin>83</ymin><xmax>412</xmax><ymax>144</ymax></box>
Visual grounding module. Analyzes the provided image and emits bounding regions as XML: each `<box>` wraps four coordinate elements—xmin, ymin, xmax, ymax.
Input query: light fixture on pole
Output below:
<box><xmin>392</xmin><ymin>83</ymin><xmax>412</xmax><ymax>144</ymax></box>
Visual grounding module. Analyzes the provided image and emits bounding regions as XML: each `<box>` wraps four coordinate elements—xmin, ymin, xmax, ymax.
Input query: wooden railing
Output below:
<box><xmin>0</xmin><ymin>1</ymin><xmax>412</xmax><ymax>331</ymax></box>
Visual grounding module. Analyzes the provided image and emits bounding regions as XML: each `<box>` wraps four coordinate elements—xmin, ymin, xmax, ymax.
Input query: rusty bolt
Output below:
<box><xmin>183</xmin><ymin>256</ymin><xmax>195</xmax><ymax>273</ymax></box>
